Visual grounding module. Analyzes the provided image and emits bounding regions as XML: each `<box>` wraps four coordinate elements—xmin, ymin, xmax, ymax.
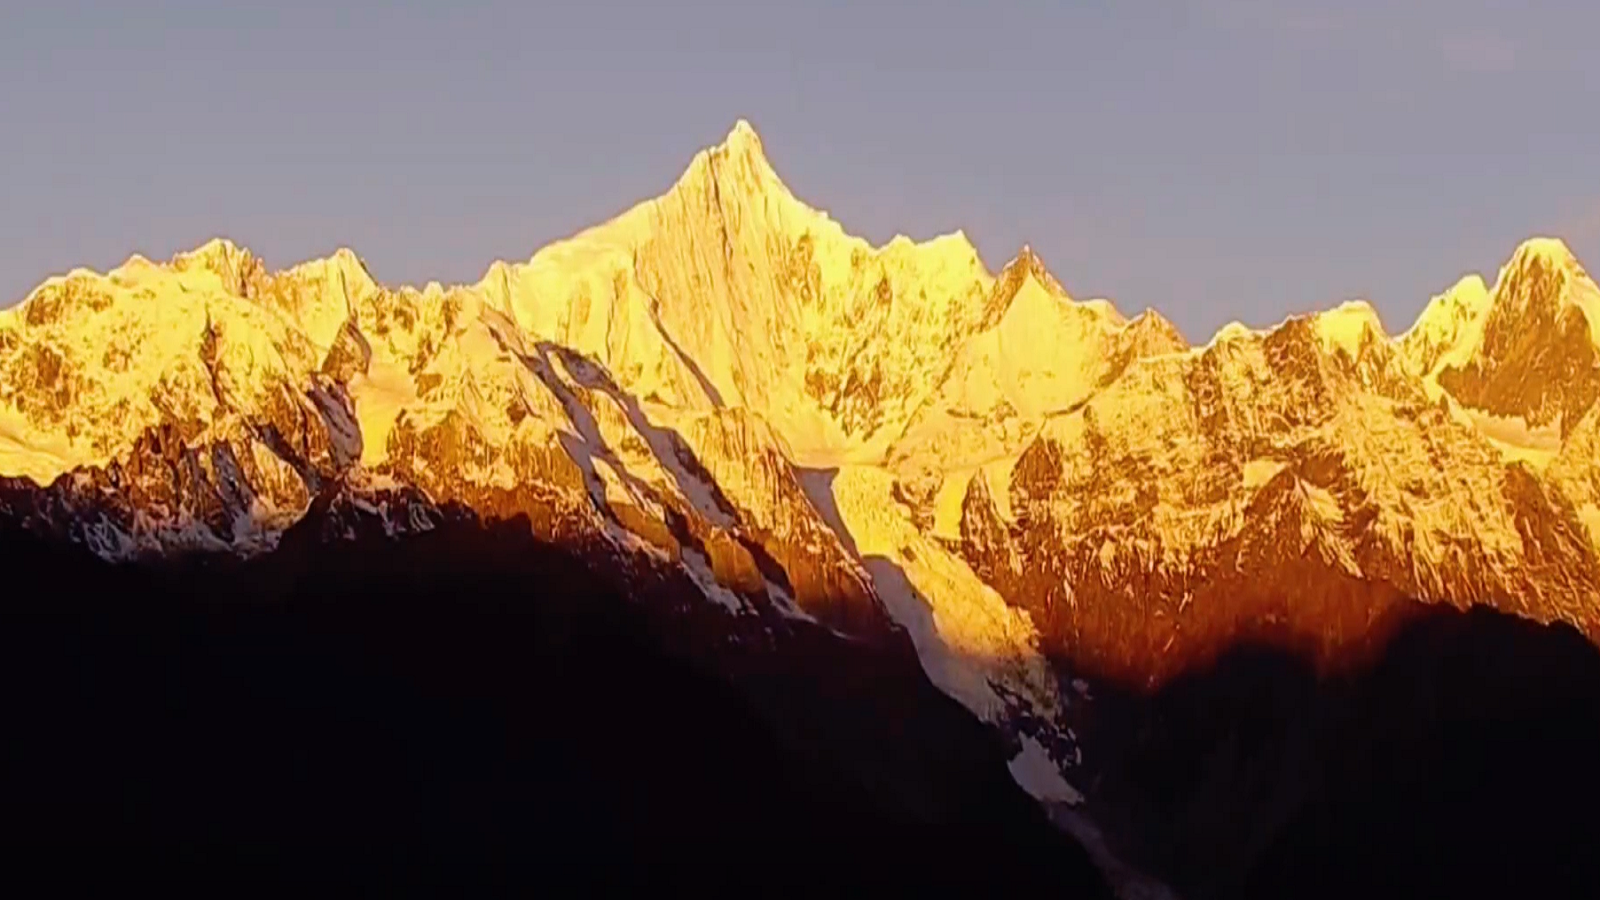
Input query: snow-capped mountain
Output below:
<box><xmin>5</xmin><ymin>120</ymin><xmax>1600</xmax><ymax>895</ymax></box>
<box><xmin>1431</xmin><ymin>238</ymin><xmax>1600</xmax><ymax>436</ymax></box>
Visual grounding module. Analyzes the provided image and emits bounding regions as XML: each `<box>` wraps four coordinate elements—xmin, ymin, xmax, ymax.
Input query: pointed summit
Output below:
<box><xmin>172</xmin><ymin>237</ymin><xmax>263</xmax><ymax>296</ymax></box>
<box><xmin>1311</xmin><ymin>299</ymin><xmax>1387</xmax><ymax>358</ymax></box>
<box><xmin>675</xmin><ymin>118</ymin><xmax>783</xmax><ymax>194</ymax></box>
<box><xmin>1443</xmin><ymin>272</ymin><xmax>1492</xmax><ymax>306</ymax></box>
<box><xmin>281</xmin><ymin>247</ymin><xmax>377</xmax><ymax>294</ymax></box>
<box><xmin>1407</xmin><ymin>273</ymin><xmax>1490</xmax><ymax>336</ymax></box>
<box><xmin>1492</xmin><ymin>235</ymin><xmax>1595</xmax><ymax>320</ymax></box>
<box><xmin>723</xmin><ymin>118</ymin><xmax>765</xmax><ymax>160</ymax></box>
<box><xmin>1008</xmin><ymin>245</ymin><xmax>1065</xmax><ymax>291</ymax></box>
<box><xmin>1508</xmin><ymin>235</ymin><xmax>1584</xmax><ymax>271</ymax></box>
<box><xmin>1491</xmin><ymin>234</ymin><xmax>1599</xmax><ymax>336</ymax></box>
<box><xmin>1013</xmin><ymin>243</ymin><xmax>1042</xmax><ymax>270</ymax></box>
<box><xmin>174</xmin><ymin>237</ymin><xmax>250</xmax><ymax>270</ymax></box>
<box><xmin>328</xmin><ymin>247</ymin><xmax>377</xmax><ymax>289</ymax></box>
<box><xmin>1125</xmin><ymin>308</ymin><xmax>1189</xmax><ymax>354</ymax></box>
<box><xmin>1437</xmin><ymin>236</ymin><xmax>1600</xmax><ymax>431</ymax></box>
<box><xmin>1399</xmin><ymin>274</ymin><xmax>1492</xmax><ymax>377</ymax></box>
<box><xmin>977</xmin><ymin>245</ymin><xmax>1078</xmax><ymax>326</ymax></box>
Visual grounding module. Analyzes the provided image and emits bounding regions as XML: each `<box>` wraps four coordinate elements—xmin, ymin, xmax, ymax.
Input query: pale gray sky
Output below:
<box><xmin>2</xmin><ymin>0</ymin><xmax>1596</xmax><ymax>339</ymax></box>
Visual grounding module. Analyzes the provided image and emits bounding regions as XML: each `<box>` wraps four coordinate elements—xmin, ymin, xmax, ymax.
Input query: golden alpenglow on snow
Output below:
<box><xmin>5</xmin><ymin>122</ymin><xmax>1600</xmax><ymax>896</ymax></box>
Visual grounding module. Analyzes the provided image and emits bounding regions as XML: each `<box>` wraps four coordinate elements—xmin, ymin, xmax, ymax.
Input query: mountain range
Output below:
<box><xmin>4</xmin><ymin>121</ymin><xmax>1600</xmax><ymax>895</ymax></box>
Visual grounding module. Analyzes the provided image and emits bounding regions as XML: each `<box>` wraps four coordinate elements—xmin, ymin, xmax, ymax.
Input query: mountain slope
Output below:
<box><xmin>0</xmin><ymin>124</ymin><xmax>1097</xmax><ymax>811</ymax></box>
<box><xmin>886</xmin><ymin>247</ymin><xmax>1188</xmax><ymax>510</ymax></box>
<box><xmin>957</xmin><ymin>299</ymin><xmax>1599</xmax><ymax>684</ymax></box>
<box><xmin>4</xmin><ymin>120</ymin><xmax>1600</xmax><ymax>895</ymax></box>
<box><xmin>478</xmin><ymin>119</ymin><xmax>996</xmax><ymax>461</ymax></box>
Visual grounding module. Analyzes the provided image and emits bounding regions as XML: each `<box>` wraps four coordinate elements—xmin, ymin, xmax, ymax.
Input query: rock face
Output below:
<box><xmin>1433</xmin><ymin>239</ymin><xmax>1600</xmax><ymax>436</ymax></box>
<box><xmin>4</xmin><ymin>121</ymin><xmax>1600</xmax><ymax>894</ymax></box>
<box><xmin>960</xmin><ymin>294</ymin><xmax>1600</xmax><ymax>687</ymax></box>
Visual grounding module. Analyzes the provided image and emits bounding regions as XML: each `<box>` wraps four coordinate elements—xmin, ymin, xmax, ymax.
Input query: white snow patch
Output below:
<box><xmin>931</xmin><ymin>467</ymin><xmax>978</xmax><ymax>539</ymax></box>
<box><xmin>1299</xmin><ymin>482</ymin><xmax>1344</xmax><ymax>522</ymax></box>
<box><xmin>1312</xmin><ymin>300</ymin><xmax>1385</xmax><ymax>358</ymax></box>
<box><xmin>349</xmin><ymin>356</ymin><xmax>418</xmax><ymax>467</ymax></box>
<box><xmin>862</xmin><ymin>555</ymin><xmax>1005</xmax><ymax>719</ymax></box>
<box><xmin>1577</xmin><ymin>504</ymin><xmax>1600</xmax><ymax>551</ymax></box>
<box><xmin>1202</xmin><ymin>319</ymin><xmax>1264</xmax><ymax>349</ymax></box>
<box><xmin>1242</xmin><ymin>458</ymin><xmax>1287</xmax><ymax>489</ymax></box>
<box><xmin>764</xmin><ymin>578</ymin><xmax>816</xmax><ymax>622</ymax></box>
<box><xmin>80</xmin><ymin>516</ymin><xmax>136</xmax><ymax>561</ymax></box>
<box><xmin>1049</xmin><ymin>804</ymin><xmax>1183</xmax><ymax>900</ymax></box>
<box><xmin>1462</xmin><ymin>407</ymin><xmax>1562</xmax><ymax>467</ymax></box>
<box><xmin>1008</xmin><ymin>735</ymin><xmax>1084</xmax><ymax>804</ymax></box>
<box><xmin>679</xmin><ymin>547</ymin><xmax>748</xmax><ymax>614</ymax></box>
<box><xmin>809</xmin><ymin>464</ymin><xmax>1065</xmax><ymax>727</ymax></box>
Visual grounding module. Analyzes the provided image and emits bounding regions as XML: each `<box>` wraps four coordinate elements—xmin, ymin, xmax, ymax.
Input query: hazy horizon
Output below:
<box><xmin>4</xmin><ymin>0</ymin><xmax>1596</xmax><ymax>341</ymax></box>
